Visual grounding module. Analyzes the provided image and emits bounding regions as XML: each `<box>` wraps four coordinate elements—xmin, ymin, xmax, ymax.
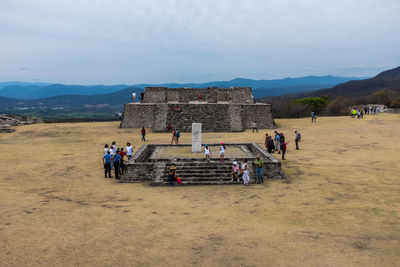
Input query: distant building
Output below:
<box><xmin>120</xmin><ymin>87</ymin><xmax>275</xmax><ymax>132</ymax></box>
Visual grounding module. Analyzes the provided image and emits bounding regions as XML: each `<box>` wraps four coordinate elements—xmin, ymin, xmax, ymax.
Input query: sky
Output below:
<box><xmin>0</xmin><ymin>0</ymin><xmax>400</xmax><ymax>84</ymax></box>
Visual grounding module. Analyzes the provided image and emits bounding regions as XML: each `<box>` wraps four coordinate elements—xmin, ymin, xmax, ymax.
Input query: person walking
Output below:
<box><xmin>294</xmin><ymin>130</ymin><xmax>301</xmax><ymax>150</ymax></box>
<box><xmin>204</xmin><ymin>144</ymin><xmax>211</xmax><ymax>160</ymax></box>
<box><xmin>168</xmin><ymin>166</ymin><xmax>177</xmax><ymax>186</ymax></box>
<box><xmin>220</xmin><ymin>142</ymin><xmax>226</xmax><ymax>162</ymax></box>
<box><xmin>311</xmin><ymin>111</ymin><xmax>315</xmax><ymax>122</ymax></box>
<box><xmin>279</xmin><ymin>133</ymin><xmax>285</xmax><ymax>154</ymax></box>
<box><xmin>113</xmin><ymin>151</ymin><xmax>122</xmax><ymax>179</ymax></box>
<box><xmin>230</xmin><ymin>161</ymin><xmax>240</xmax><ymax>183</ymax></box>
<box><xmin>252</xmin><ymin>121</ymin><xmax>258</xmax><ymax>133</ymax></box>
<box><xmin>103</xmin><ymin>151</ymin><xmax>112</xmax><ymax>178</ymax></box>
<box><xmin>141</xmin><ymin>127</ymin><xmax>146</xmax><ymax>142</ymax></box>
<box><xmin>126</xmin><ymin>142</ymin><xmax>133</xmax><ymax>160</ymax></box>
<box><xmin>241</xmin><ymin>159</ymin><xmax>249</xmax><ymax>185</ymax></box>
<box><xmin>254</xmin><ymin>155</ymin><xmax>264</xmax><ymax>184</ymax></box>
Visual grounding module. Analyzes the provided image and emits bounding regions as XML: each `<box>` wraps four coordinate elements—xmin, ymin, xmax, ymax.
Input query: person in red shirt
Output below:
<box><xmin>119</xmin><ymin>148</ymin><xmax>127</xmax><ymax>175</ymax></box>
<box><xmin>281</xmin><ymin>141</ymin><xmax>289</xmax><ymax>160</ymax></box>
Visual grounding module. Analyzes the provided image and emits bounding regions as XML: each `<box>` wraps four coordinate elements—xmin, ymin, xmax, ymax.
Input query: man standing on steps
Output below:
<box><xmin>254</xmin><ymin>155</ymin><xmax>264</xmax><ymax>184</ymax></box>
<box><xmin>294</xmin><ymin>130</ymin><xmax>301</xmax><ymax>150</ymax></box>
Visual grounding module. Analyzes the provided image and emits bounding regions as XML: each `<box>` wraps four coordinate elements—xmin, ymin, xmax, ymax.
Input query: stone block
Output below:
<box><xmin>192</xmin><ymin>123</ymin><xmax>202</xmax><ymax>153</ymax></box>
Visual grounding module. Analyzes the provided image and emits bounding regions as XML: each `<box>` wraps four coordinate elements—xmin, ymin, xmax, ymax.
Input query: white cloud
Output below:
<box><xmin>0</xmin><ymin>0</ymin><xmax>399</xmax><ymax>83</ymax></box>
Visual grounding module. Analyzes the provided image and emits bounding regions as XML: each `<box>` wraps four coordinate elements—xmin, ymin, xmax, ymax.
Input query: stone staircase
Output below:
<box><xmin>157</xmin><ymin>161</ymin><xmax>246</xmax><ymax>185</ymax></box>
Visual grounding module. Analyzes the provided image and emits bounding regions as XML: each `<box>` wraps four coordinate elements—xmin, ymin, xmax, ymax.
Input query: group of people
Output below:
<box><xmin>102</xmin><ymin>142</ymin><xmax>134</xmax><ymax>179</ymax></box>
<box><xmin>264</xmin><ymin>130</ymin><xmax>300</xmax><ymax>160</ymax></box>
<box><xmin>203</xmin><ymin>142</ymin><xmax>226</xmax><ymax>161</ymax></box>
<box><xmin>351</xmin><ymin>106</ymin><xmax>380</xmax><ymax>118</ymax></box>
<box><xmin>131</xmin><ymin>90</ymin><xmax>145</xmax><ymax>103</ymax></box>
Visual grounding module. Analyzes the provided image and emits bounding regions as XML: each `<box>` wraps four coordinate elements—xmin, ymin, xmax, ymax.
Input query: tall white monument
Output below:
<box><xmin>192</xmin><ymin>123</ymin><xmax>202</xmax><ymax>153</ymax></box>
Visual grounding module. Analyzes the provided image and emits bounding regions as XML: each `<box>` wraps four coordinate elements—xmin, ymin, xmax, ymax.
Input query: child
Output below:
<box><xmin>220</xmin><ymin>142</ymin><xmax>226</xmax><ymax>162</ymax></box>
<box><xmin>204</xmin><ymin>144</ymin><xmax>211</xmax><ymax>160</ymax></box>
<box><xmin>241</xmin><ymin>159</ymin><xmax>249</xmax><ymax>185</ymax></box>
<box><xmin>230</xmin><ymin>161</ymin><xmax>240</xmax><ymax>183</ymax></box>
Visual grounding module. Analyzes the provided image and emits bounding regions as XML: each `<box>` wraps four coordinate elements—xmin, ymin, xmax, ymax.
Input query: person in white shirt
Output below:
<box><xmin>204</xmin><ymin>144</ymin><xmax>211</xmax><ymax>159</ymax></box>
<box><xmin>241</xmin><ymin>159</ymin><xmax>249</xmax><ymax>185</ymax></box>
<box><xmin>220</xmin><ymin>142</ymin><xmax>226</xmax><ymax>162</ymax></box>
<box><xmin>104</xmin><ymin>144</ymin><xmax>109</xmax><ymax>155</ymax></box>
<box><xmin>126</xmin><ymin>142</ymin><xmax>134</xmax><ymax>160</ymax></box>
<box><xmin>110</xmin><ymin>141</ymin><xmax>117</xmax><ymax>170</ymax></box>
<box><xmin>132</xmin><ymin>91</ymin><xmax>136</xmax><ymax>102</ymax></box>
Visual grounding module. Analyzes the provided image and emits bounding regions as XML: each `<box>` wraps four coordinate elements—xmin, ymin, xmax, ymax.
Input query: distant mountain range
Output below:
<box><xmin>298</xmin><ymin>66</ymin><xmax>400</xmax><ymax>99</ymax></box>
<box><xmin>0</xmin><ymin>75</ymin><xmax>363</xmax><ymax>100</ymax></box>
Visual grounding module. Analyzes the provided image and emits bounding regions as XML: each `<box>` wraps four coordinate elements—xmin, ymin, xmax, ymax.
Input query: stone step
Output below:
<box><xmin>156</xmin><ymin>180</ymin><xmax>247</xmax><ymax>186</ymax></box>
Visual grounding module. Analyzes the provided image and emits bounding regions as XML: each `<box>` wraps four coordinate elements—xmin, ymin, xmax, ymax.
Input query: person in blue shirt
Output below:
<box><xmin>103</xmin><ymin>151</ymin><xmax>112</xmax><ymax>178</ymax></box>
<box><xmin>113</xmin><ymin>151</ymin><xmax>122</xmax><ymax>179</ymax></box>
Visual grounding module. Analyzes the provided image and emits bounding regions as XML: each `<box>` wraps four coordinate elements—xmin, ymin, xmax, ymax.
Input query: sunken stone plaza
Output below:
<box><xmin>120</xmin><ymin>87</ymin><xmax>285</xmax><ymax>185</ymax></box>
<box><xmin>120</xmin><ymin>87</ymin><xmax>275</xmax><ymax>132</ymax></box>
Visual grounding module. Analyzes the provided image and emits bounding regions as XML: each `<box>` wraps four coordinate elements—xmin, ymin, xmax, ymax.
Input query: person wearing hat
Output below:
<box><xmin>230</xmin><ymin>161</ymin><xmax>240</xmax><ymax>183</ymax></box>
<box><xmin>254</xmin><ymin>155</ymin><xmax>264</xmax><ymax>184</ymax></box>
<box><xmin>168</xmin><ymin>166</ymin><xmax>177</xmax><ymax>186</ymax></box>
<box><xmin>204</xmin><ymin>144</ymin><xmax>211</xmax><ymax>160</ymax></box>
<box><xmin>219</xmin><ymin>142</ymin><xmax>226</xmax><ymax>162</ymax></box>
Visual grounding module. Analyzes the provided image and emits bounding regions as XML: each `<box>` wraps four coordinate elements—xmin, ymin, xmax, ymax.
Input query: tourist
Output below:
<box><xmin>110</xmin><ymin>141</ymin><xmax>117</xmax><ymax>169</ymax></box>
<box><xmin>113</xmin><ymin>150</ymin><xmax>122</xmax><ymax>179</ymax></box>
<box><xmin>294</xmin><ymin>130</ymin><xmax>301</xmax><ymax>150</ymax></box>
<box><xmin>126</xmin><ymin>142</ymin><xmax>133</xmax><ymax>160</ymax></box>
<box><xmin>119</xmin><ymin>148</ymin><xmax>127</xmax><ymax>175</ymax></box>
<box><xmin>266</xmin><ymin>134</ymin><xmax>274</xmax><ymax>153</ymax></box>
<box><xmin>168</xmin><ymin>166</ymin><xmax>177</xmax><ymax>186</ymax></box>
<box><xmin>252</xmin><ymin>121</ymin><xmax>258</xmax><ymax>133</ymax></box>
<box><xmin>132</xmin><ymin>90</ymin><xmax>136</xmax><ymax>102</ymax></box>
<box><xmin>140</xmin><ymin>92</ymin><xmax>144</xmax><ymax>102</ymax></box>
<box><xmin>204</xmin><ymin>144</ymin><xmax>211</xmax><ymax>160</ymax></box>
<box><xmin>311</xmin><ymin>111</ymin><xmax>315</xmax><ymax>122</ymax></box>
<box><xmin>102</xmin><ymin>151</ymin><xmax>112</xmax><ymax>178</ymax></box>
<box><xmin>241</xmin><ymin>159</ymin><xmax>249</xmax><ymax>185</ymax></box>
<box><xmin>220</xmin><ymin>142</ymin><xmax>226</xmax><ymax>162</ymax></box>
<box><xmin>360</xmin><ymin>109</ymin><xmax>364</xmax><ymax>119</ymax></box>
<box><xmin>118</xmin><ymin>111</ymin><xmax>123</xmax><ymax>121</ymax></box>
<box><xmin>265</xmin><ymin>133</ymin><xmax>269</xmax><ymax>150</ymax></box>
<box><xmin>254</xmin><ymin>155</ymin><xmax>264</xmax><ymax>184</ymax></box>
<box><xmin>104</xmin><ymin>144</ymin><xmax>109</xmax><ymax>155</ymax></box>
<box><xmin>141</xmin><ymin>127</ymin><xmax>146</xmax><ymax>142</ymax></box>
<box><xmin>171</xmin><ymin>129</ymin><xmax>176</xmax><ymax>144</ymax></box>
<box><xmin>357</xmin><ymin>109</ymin><xmax>361</xmax><ymax>119</ymax></box>
<box><xmin>274</xmin><ymin>131</ymin><xmax>280</xmax><ymax>153</ymax></box>
<box><xmin>230</xmin><ymin>161</ymin><xmax>240</xmax><ymax>183</ymax></box>
<box><xmin>313</xmin><ymin>113</ymin><xmax>317</xmax><ymax>123</ymax></box>
<box><xmin>281</xmin><ymin>140</ymin><xmax>288</xmax><ymax>160</ymax></box>
<box><xmin>198</xmin><ymin>93</ymin><xmax>202</xmax><ymax>102</ymax></box>
<box><xmin>279</xmin><ymin>133</ymin><xmax>285</xmax><ymax>154</ymax></box>
<box><xmin>167</xmin><ymin>123</ymin><xmax>172</xmax><ymax>132</ymax></box>
<box><xmin>175</xmin><ymin>129</ymin><xmax>180</xmax><ymax>144</ymax></box>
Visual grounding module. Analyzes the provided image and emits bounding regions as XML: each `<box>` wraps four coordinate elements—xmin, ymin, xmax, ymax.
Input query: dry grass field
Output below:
<box><xmin>1</xmin><ymin>114</ymin><xmax>399</xmax><ymax>266</ymax></box>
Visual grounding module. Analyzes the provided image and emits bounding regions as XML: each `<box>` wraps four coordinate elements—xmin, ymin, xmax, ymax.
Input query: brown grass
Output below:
<box><xmin>0</xmin><ymin>114</ymin><xmax>399</xmax><ymax>266</ymax></box>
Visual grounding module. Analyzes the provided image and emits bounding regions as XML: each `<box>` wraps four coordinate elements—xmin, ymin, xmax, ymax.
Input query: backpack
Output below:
<box><xmin>297</xmin><ymin>133</ymin><xmax>301</xmax><ymax>140</ymax></box>
<box><xmin>176</xmin><ymin>131</ymin><xmax>180</xmax><ymax>137</ymax></box>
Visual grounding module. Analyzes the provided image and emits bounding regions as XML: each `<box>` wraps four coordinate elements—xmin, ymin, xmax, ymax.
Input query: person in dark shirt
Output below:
<box><xmin>140</xmin><ymin>92</ymin><xmax>145</xmax><ymax>102</ymax></box>
<box><xmin>103</xmin><ymin>151</ymin><xmax>112</xmax><ymax>178</ymax></box>
<box><xmin>141</xmin><ymin>127</ymin><xmax>146</xmax><ymax>142</ymax></box>
<box><xmin>281</xmin><ymin>141</ymin><xmax>288</xmax><ymax>160</ymax></box>
<box><xmin>119</xmin><ymin>148</ymin><xmax>127</xmax><ymax>175</ymax></box>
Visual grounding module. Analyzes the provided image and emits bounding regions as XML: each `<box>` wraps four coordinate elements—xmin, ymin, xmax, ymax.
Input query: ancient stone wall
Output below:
<box><xmin>217</xmin><ymin>89</ymin><xmax>230</xmax><ymax>102</ymax></box>
<box><xmin>229</xmin><ymin>87</ymin><xmax>254</xmax><ymax>103</ymax></box>
<box><xmin>242</xmin><ymin>104</ymin><xmax>275</xmax><ymax>129</ymax></box>
<box><xmin>142</xmin><ymin>87</ymin><xmax>167</xmax><ymax>103</ymax></box>
<box><xmin>165</xmin><ymin>103</ymin><xmax>231</xmax><ymax>132</ymax></box>
<box><xmin>120</xmin><ymin>103</ymin><xmax>155</xmax><ymax>128</ymax></box>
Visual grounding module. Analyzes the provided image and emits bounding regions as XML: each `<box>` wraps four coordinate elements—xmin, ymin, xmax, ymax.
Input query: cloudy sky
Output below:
<box><xmin>0</xmin><ymin>0</ymin><xmax>399</xmax><ymax>84</ymax></box>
